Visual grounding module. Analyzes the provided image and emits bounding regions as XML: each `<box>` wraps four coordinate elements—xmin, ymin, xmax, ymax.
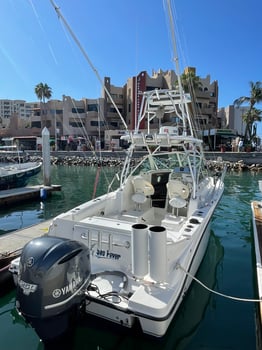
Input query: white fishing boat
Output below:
<box><xmin>13</xmin><ymin>96</ymin><xmax>225</xmax><ymax>342</ymax></box>
<box><xmin>10</xmin><ymin>0</ymin><xmax>226</xmax><ymax>343</ymax></box>
<box><xmin>251</xmin><ymin>181</ymin><xmax>262</xmax><ymax>349</ymax></box>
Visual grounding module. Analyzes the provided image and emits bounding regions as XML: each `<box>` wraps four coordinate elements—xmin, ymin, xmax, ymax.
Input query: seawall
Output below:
<box><xmin>204</xmin><ymin>151</ymin><xmax>262</xmax><ymax>166</ymax></box>
<box><xmin>2</xmin><ymin>150</ymin><xmax>262</xmax><ymax>167</ymax></box>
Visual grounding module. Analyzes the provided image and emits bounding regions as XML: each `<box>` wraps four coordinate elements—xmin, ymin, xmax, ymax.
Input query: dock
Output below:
<box><xmin>0</xmin><ymin>219</ymin><xmax>53</xmax><ymax>254</ymax></box>
<box><xmin>0</xmin><ymin>184</ymin><xmax>61</xmax><ymax>207</ymax></box>
<box><xmin>0</xmin><ymin>219</ymin><xmax>53</xmax><ymax>295</ymax></box>
<box><xmin>251</xmin><ymin>200</ymin><xmax>262</xmax><ymax>350</ymax></box>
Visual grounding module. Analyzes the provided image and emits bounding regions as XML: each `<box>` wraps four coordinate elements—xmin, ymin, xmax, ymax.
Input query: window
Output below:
<box><xmin>72</xmin><ymin>108</ymin><xmax>85</xmax><ymax>113</ymax></box>
<box><xmin>87</xmin><ymin>104</ymin><xmax>98</xmax><ymax>112</ymax></box>
<box><xmin>69</xmin><ymin>121</ymin><xmax>84</xmax><ymax>127</ymax></box>
<box><xmin>146</xmin><ymin>86</ymin><xmax>157</xmax><ymax>91</ymax></box>
<box><xmin>31</xmin><ymin>121</ymin><xmax>41</xmax><ymax>128</ymax></box>
<box><xmin>109</xmin><ymin>107</ymin><xmax>122</xmax><ymax>114</ymax></box>
<box><xmin>90</xmin><ymin>120</ymin><xmax>106</xmax><ymax>127</ymax></box>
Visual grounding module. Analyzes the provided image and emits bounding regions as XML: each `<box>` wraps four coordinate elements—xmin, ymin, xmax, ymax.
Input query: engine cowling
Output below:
<box><xmin>16</xmin><ymin>235</ymin><xmax>90</xmax><ymax>342</ymax></box>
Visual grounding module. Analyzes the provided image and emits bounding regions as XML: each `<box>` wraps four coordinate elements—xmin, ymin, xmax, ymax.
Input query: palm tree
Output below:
<box><xmin>34</xmin><ymin>82</ymin><xmax>52</xmax><ymax>129</ymax></box>
<box><xmin>234</xmin><ymin>81</ymin><xmax>262</xmax><ymax>145</ymax></box>
<box><xmin>174</xmin><ymin>69</ymin><xmax>203</xmax><ymax>130</ymax></box>
<box><xmin>179</xmin><ymin>70</ymin><xmax>203</xmax><ymax>95</ymax></box>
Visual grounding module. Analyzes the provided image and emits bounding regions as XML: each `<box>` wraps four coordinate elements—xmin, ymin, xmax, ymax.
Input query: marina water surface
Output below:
<box><xmin>0</xmin><ymin>165</ymin><xmax>260</xmax><ymax>349</ymax></box>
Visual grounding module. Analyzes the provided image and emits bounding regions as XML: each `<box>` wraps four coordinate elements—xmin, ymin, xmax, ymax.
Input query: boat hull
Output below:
<box><xmin>251</xmin><ymin>200</ymin><xmax>262</xmax><ymax>349</ymax></box>
<box><xmin>85</xmin><ymin>218</ymin><xmax>212</xmax><ymax>337</ymax></box>
<box><xmin>0</xmin><ymin>162</ymin><xmax>42</xmax><ymax>190</ymax></box>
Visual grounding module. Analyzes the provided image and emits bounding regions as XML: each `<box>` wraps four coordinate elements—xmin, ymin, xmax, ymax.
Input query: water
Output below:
<box><xmin>0</xmin><ymin>165</ymin><xmax>114</xmax><ymax>234</ymax></box>
<box><xmin>0</xmin><ymin>166</ymin><xmax>261</xmax><ymax>349</ymax></box>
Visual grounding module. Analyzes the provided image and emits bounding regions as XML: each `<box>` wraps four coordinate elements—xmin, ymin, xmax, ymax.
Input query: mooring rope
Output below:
<box><xmin>177</xmin><ymin>264</ymin><xmax>262</xmax><ymax>303</ymax></box>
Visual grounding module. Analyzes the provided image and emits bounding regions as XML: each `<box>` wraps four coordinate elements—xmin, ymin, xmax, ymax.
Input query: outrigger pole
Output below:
<box><xmin>49</xmin><ymin>0</ymin><xmax>128</xmax><ymax>131</ymax></box>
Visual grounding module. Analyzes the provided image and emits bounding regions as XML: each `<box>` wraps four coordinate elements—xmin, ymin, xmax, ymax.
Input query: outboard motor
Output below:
<box><xmin>16</xmin><ymin>236</ymin><xmax>91</xmax><ymax>343</ymax></box>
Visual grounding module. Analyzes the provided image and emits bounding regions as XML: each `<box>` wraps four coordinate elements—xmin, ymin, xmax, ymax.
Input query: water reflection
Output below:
<box><xmin>0</xmin><ymin>165</ymin><xmax>117</xmax><ymax>234</ymax></box>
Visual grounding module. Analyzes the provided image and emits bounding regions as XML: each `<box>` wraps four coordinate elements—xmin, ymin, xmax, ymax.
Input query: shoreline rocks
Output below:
<box><xmin>1</xmin><ymin>152</ymin><xmax>262</xmax><ymax>172</ymax></box>
<box><xmin>206</xmin><ymin>159</ymin><xmax>262</xmax><ymax>172</ymax></box>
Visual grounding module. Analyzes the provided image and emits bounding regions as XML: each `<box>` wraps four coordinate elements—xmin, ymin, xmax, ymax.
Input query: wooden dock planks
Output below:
<box><xmin>0</xmin><ymin>185</ymin><xmax>61</xmax><ymax>207</ymax></box>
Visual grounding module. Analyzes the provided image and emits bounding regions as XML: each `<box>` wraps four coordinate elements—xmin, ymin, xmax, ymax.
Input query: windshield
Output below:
<box><xmin>131</xmin><ymin>152</ymin><xmax>203</xmax><ymax>175</ymax></box>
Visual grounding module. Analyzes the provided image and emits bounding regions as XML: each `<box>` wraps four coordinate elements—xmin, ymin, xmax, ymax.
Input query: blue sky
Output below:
<box><xmin>0</xmin><ymin>0</ymin><xmax>261</xmax><ymax>109</ymax></box>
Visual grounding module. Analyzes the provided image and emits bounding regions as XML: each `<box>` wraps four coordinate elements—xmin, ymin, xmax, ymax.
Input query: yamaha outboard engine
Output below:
<box><xmin>16</xmin><ymin>236</ymin><xmax>91</xmax><ymax>343</ymax></box>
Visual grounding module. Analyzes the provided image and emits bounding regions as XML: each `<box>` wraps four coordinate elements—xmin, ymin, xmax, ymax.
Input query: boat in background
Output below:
<box><xmin>0</xmin><ymin>136</ymin><xmax>41</xmax><ymax>190</ymax></box>
<box><xmin>251</xmin><ymin>181</ymin><xmax>262</xmax><ymax>349</ymax></box>
<box><xmin>0</xmin><ymin>161</ymin><xmax>42</xmax><ymax>190</ymax></box>
<box><xmin>9</xmin><ymin>0</ymin><xmax>226</xmax><ymax>344</ymax></box>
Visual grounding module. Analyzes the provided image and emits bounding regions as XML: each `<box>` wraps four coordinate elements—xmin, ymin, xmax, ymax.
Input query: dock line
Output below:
<box><xmin>177</xmin><ymin>263</ymin><xmax>262</xmax><ymax>303</ymax></box>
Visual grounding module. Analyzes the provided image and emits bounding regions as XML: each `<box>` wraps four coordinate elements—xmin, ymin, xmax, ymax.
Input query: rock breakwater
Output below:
<box><xmin>1</xmin><ymin>152</ymin><xmax>262</xmax><ymax>172</ymax></box>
